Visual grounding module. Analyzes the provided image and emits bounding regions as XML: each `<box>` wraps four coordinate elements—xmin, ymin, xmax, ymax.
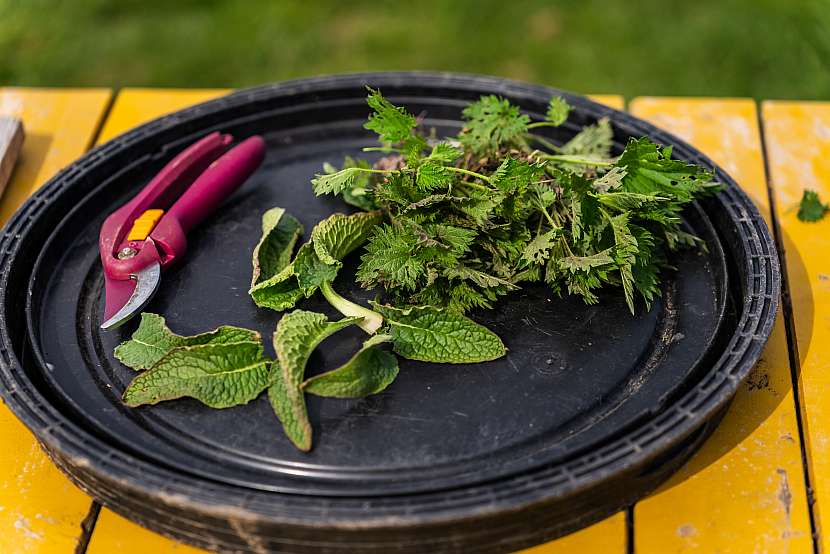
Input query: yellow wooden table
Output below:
<box><xmin>0</xmin><ymin>87</ymin><xmax>826</xmax><ymax>554</ymax></box>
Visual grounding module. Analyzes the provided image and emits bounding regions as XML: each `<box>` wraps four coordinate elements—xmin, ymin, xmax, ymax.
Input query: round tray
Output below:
<box><xmin>0</xmin><ymin>73</ymin><xmax>778</xmax><ymax>553</ymax></box>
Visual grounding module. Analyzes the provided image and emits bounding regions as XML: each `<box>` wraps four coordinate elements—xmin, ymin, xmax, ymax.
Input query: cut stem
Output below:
<box><xmin>446</xmin><ymin>166</ymin><xmax>494</xmax><ymax>184</ymax></box>
<box><xmin>320</xmin><ymin>281</ymin><xmax>384</xmax><ymax>335</ymax></box>
<box><xmin>538</xmin><ymin>154</ymin><xmax>614</xmax><ymax>167</ymax></box>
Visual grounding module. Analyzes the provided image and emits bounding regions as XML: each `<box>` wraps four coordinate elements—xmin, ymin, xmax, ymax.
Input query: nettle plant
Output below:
<box><xmin>116</xmin><ymin>89</ymin><xmax>718</xmax><ymax>451</ymax></box>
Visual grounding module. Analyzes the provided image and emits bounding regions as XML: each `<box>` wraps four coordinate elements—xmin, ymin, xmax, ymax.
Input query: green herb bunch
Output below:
<box><xmin>313</xmin><ymin>90</ymin><xmax>720</xmax><ymax>313</ymax></box>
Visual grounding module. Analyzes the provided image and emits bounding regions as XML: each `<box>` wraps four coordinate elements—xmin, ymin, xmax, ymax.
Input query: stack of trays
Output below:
<box><xmin>0</xmin><ymin>73</ymin><xmax>779</xmax><ymax>553</ymax></box>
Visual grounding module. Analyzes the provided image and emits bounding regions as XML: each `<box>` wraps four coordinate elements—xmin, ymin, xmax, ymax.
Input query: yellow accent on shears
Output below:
<box><xmin>126</xmin><ymin>208</ymin><xmax>164</xmax><ymax>241</ymax></box>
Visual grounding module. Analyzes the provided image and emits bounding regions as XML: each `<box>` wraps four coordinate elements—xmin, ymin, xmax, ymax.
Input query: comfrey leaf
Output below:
<box><xmin>251</xmin><ymin>211</ymin><xmax>382</xmax><ymax>311</ymax></box>
<box><xmin>302</xmin><ymin>335</ymin><xmax>398</xmax><ymax>398</ymax></box>
<box><xmin>251</xmin><ymin>207</ymin><xmax>304</xmax><ymax>287</ymax></box>
<box><xmin>115</xmin><ymin>313</ymin><xmax>260</xmax><ymax>371</ymax></box>
<box><xmin>123</xmin><ymin>341</ymin><xmax>270</xmax><ymax>408</ymax></box>
<box><xmin>370</xmin><ymin>302</ymin><xmax>506</xmax><ymax>363</ymax></box>
<box><xmin>311</xmin><ymin>211</ymin><xmax>383</xmax><ymax>265</ymax></box>
<box><xmin>269</xmin><ymin>310</ymin><xmax>361</xmax><ymax>450</ymax></box>
<box><xmin>798</xmin><ymin>189</ymin><xmax>829</xmax><ymax>222</ymax></box>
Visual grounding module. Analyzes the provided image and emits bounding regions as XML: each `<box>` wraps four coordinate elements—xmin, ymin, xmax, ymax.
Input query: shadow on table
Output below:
<box><xmin>649</xmin><ymin>224</ymin><xmax>813</xmax><ymax>494</ymax></box>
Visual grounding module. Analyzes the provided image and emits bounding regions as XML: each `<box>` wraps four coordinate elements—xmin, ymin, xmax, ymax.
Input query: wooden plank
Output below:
<box><xmin>0</xmin><ymin>117</ymin><xmax>24</xmax><ymax>196</ymax></box>
<box><xmin>96</xmin><ymin>88</ymin><xmax>232</xmax><ymax>144</ymax></box>
<box><xmin>0</xmin><ymin>88</ymin><xmax>112</xmax><ymax>553</ymax></box>
<box><xmin>88</xmin><ymin>89</ymin><xmax>627</xmax><ymax>552</ymax></box>
<box><xmin>588</xmin><ymin>95</ymin><xmax>625</xmax><ymax>111</ymax></box>
<box><xmin>629</xmin><ymin>97</ymin><xmax>813</xmax><ymax>553</ymax></box>
<box><xmin>763</xmin><ymin>100</ymin><xmax>830</xmax><ymax>552</ymax></box>
<box><xmin>520</xmin><ymin>514</ymin><xmax>626</xmax><ymax>553</ymax></box>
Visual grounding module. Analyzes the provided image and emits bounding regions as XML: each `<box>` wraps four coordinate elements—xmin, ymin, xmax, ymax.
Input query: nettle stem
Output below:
<box><xmin>320</xmin><ymin>281</ymin><xmax>384</xmax><ymax>335</ymax></box>
<box><xmin>446</xmin><ymin>166</ymin><xmax>494</xmax><ymax>185</ymax></box>
<box><xmin>362</xmin><ymin>146</ymin><xmax>402</xmax><ymax>153</ymax></box>
<box><xmin>539</xmin><ymin>154</ymin><xmax>614</xmax><ymax>167</ymax></box>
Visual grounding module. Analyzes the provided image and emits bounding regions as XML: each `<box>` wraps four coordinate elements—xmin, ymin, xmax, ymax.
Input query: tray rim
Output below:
<box><xmin>0</xmin><ymin>71</ymin><xmax>779</xmax><ymax>529</ymax></box>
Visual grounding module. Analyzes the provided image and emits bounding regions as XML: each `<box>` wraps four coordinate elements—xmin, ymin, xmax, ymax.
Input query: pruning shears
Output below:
<box><xmin>99</xmin><ymin>132</ymin><xmax>266</xmax><ymax>329</ymax></box>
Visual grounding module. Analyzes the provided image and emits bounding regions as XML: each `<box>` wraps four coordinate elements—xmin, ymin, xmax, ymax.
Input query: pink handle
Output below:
<box><xmin>165</xmin><ymin>136</ymin><xmax>266</xmax><ymax>234</ymax></box>
<box><xmin>100</xmin><ymin>132</ymin><xmax>232</xmax><ymax>280</ymax></box>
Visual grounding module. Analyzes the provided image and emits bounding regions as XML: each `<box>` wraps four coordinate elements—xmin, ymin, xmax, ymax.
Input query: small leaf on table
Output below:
<box><xmin>303</xmin><ymin>334</ymin><xmax>399</xmax><ymax>398</ymax></box>
<box><xmin>115</xmin><ymin>313</ymin><xmax>260</xmax><ymax>371</ymax></box>
<box><xmin>268</xmin><ymin>310</ymin><xmax>361</xmax><ymax>451</ymax></box>
<box><xmin>371</xmin><ymin>303</ymin><xmax>506</xmax><ymax>364</ymax></box>
<box><xmin>122</xmin><ymin>341</ymin><xmax>270</xmax><ymax>408</ymax></box>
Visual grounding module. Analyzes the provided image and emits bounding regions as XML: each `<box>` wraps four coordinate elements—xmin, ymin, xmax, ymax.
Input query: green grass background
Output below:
<box><xmin>1</xmin><ymin>0</ymin><xmax>828</xmax><ymax>99</ymax></box>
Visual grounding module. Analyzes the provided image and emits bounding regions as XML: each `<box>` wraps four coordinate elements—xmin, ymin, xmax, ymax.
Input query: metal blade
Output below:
<box><xmin>100</xmin><ymin>262</ymin><xmax>161</xmax><ymax>330</ymax></box>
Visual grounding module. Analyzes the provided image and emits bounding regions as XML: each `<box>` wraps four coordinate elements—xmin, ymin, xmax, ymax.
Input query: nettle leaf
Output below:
<box><xmin>522</xmin><ymin>231</ymin><xmax>557</xmax><ymax>264</ymax></box>
<box><xmin>559</xmin><ymin>249</ymin><xmax>615</xmax><ymax>272</ymax></box>
<box><xmin>302</xmin><ymin>335</ymin><xmax>399</xmax><ymax>398</ymax></box>
<box><xmin>597</xmin><ymin>191</ymin><xmax>669</xmax><ymax>212</ymax></box>
<box><xmin>423</xmin><ymin>224</ymin><xmax>477</xmax><ymax>255</ymax></box>
<box><xmin>491</xmin><ymin>158</ymin><xmax>544</xmax><ymax>195</ymax></box>
<box><xmin>357</xmin><ymin>224</ymin><xmax>426</xmax><ymax>291</ymax></box>
<box><xmin>561</xmin><ymin>117</ymin><xmax>613</xmax><ymax>159</ymax></box>
<box><xmin>545</xmin><ymin>96</ymin><xmax>571</xmax><ymax>126</ymax></box>
<box><xmin>459</xmin><ymin>95</ymin><xmax>529</xmax><ymax>154</ymax></box>
<box><xmin>798</xmin><ymin>189</ymin><xmax>829</xmax><ymax>222</ymax></box>
<box><xmin>416</xmin><ymin>160</ymin><xmax>454</xmax><ymax>191</ymax></box>
<box><xmin>444</xmin><ymin>265</ymin><xmax>518</xmax><ymax>290</ymax></box>
<box><xmin>327</xmin><ymin>156</ymin><xmax>378</xmax><ymax>210</ymax></box>
<box><xmin>312</xmin><ymin>167</ymin><xmax>366</xmax><ymax>196</ymax></box>
<box><xmin>364</xmin><ymin>88</ymin><xmax>417</xmax><ymax>144</ymax></box>
<box><xmin>428</xmin><ymin>142</ymin><xmax>463</xmax><ymax>164</ymax></box>
<box><xmin>593</xmin><ymin>167</ymin><xmax>627</xmax><ymax>193</ymax></box>
<box><xmin>123</xmin><ymin>341</ymin><xmax>270</xmax><ymax>408</ymax></box>
<box><xmin>251</xmin><ymin>207</ymin><xmax>304</xmax><ymax>287</ymax></box>
<box><xmin>617</xmin><ymin>137</ymin><xmax>718</xmax><ymax>202</ymax></box>
<box><xmin>115</xmin><ymin>313</ymin><xmax>260</xmax><ymax>371</ymax></box>
<box><xmin>371</xmin><ymin>302</ymin><xmax>506</xmax><ymax>363</ymax></box>
<box><xmin>269</xmin><ymin>310</ymin><xmax>361</xmax><ymax>450</ymax></box>
<box><xmin>311</xmin><ymin>211</ymin><xmax>383</xmax><ymax>265</ymax></box>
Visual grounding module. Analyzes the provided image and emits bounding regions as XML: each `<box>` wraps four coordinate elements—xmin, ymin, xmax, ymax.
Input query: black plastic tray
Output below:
<box><xmin>0</xmin><ymin>73</ymin><xmax>779</xmax><ymax>553</ymax></box>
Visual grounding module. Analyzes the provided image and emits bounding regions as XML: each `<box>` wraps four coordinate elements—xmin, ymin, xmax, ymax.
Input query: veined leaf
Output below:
<box><xmin>545</xmin><ymin>96</ymin><xmax>571</xmax><ymax>126</ymax></box>
<box><xmin>559</xmin><ymin>249</ymin><xmax>615</xmax><ymax>272</ymax></box>
<box><xmin>371</xmin><ymin>302</ymin><xmax>506</xmax><ymax>363</ymax></box>
<box><xmin>269</xmin><ymin>310</ymin><xmax>361</xmax><ymax>450</ymax></box>
<box><xmin>115</xmin><ymin>313</ymin><xmax>260</xmax><ymax>371</ymax></box>
<box><xmin>364</xmin><ymin>88</ymin><xmax>417</xmax><ymax>144</ymax></box>
<box><xmin>123</xmin><ymin>341</ymin><xmax>270</xmax><ymax>408</ymax></box>
<box><xmin>311</xmin><ymin>211</ymin><xmax>383</xmax><ymax>265</ymax></box>
<box><xmin>798</xmin><ymin>189</ymin><xmax>829</xmax><ymax>222</ymax></box>
<box><xmin>561</xmin><ymin>117</ymin><xmax>613</xmax><ymax>159</ymax></box>
<box><xmin>459</xmin><ymin>95</ymin><xmax>529</xmax><ymax>154</ymax></box>
<box><xmin>251</xmin><ymin>207</ymin><xmax>304</xmax><ymax>287</ymax></box>
<box><xmin>427</xmin><ymin>142</ymin><xmax>463</xmax><ymax>164</ymax></box>
<box><xmin>416</xmin><ymin>160</ymin><xmax>453</xmax><ymax>191</ymax></box>
<box><xmin>302</xmin><ymin>335</ymin><xmax>398</xmax><ymax>398</ymax></box>
<box><xmin>312</xmin><ymin>167</ymin><xmax>367</xmax><ymax>196</ymax></box>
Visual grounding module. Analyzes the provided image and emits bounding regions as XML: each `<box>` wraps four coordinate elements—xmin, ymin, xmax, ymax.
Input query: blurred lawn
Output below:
<box><xmin>1</xmin><ymin>0</ymin><xmax>828</xmax><ymax>99</ymax></box>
